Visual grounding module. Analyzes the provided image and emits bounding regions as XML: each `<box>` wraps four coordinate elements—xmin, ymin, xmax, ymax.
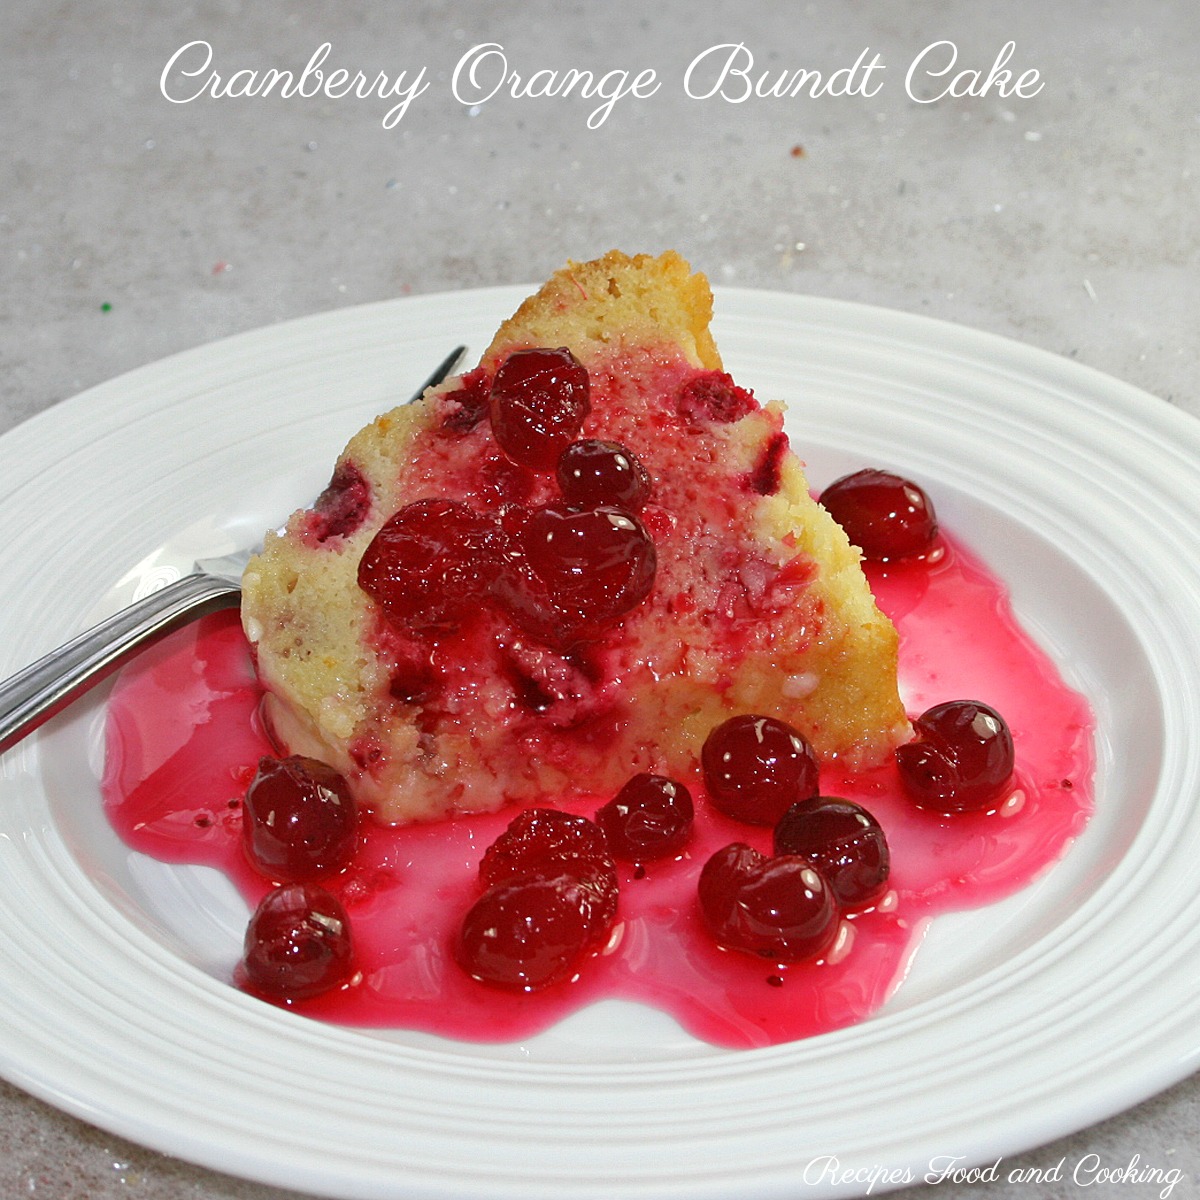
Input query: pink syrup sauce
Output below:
<box><xmin>101</xmin><ymin>535</ymin><xmax>1093</xmax><ymax>1049</ymax></box>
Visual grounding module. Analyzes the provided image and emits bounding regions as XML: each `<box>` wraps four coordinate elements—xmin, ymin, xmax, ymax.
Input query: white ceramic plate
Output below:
<box><xmin>2</xmin><ymin>288</ymin><xmax>1198</xmax><ymax>1199</ymax></box>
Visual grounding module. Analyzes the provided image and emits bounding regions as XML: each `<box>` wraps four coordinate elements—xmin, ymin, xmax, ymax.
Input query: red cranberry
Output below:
<box><xmin>595</xmin><ymin>774</ymin><xmax>694</xmax><ymax>862</ymax></box>
<box><xmin>747</xmin><ymin>431</ymin><xmax>789</xmax><ymax>496</ymax></box>
<box><xmin>242</xmin><ymin>883</ymin><xmax>355</xmax><ymax>1001</ymax></box>
<box><xmin>697</xmin><ymin>843</ymin><xmax>839</xmax><ymax>961</ymax></box>
<box><xmin>819</xmin><ymin>469</ymin><xmax>939</xmax><ymax>561</ymax></box>
<box><xmin>773</xmin><ymin>797</ymin><xmax>889</xmax><ymax>907</ymax></box>
<box><xmin>456</xmin><ymin>875</ymin><xmax>597</xmax><ymax>991</ymax></box>
<box><xmin>481</xmin><ymin>807</ymin><xmax>612</xmax><ymax>888</ymax></box>
<box><xmin>676</xmin><ymin>372</ymin><xmax>758</xmax><ymax>424</ymax></box>
<box><xmin>497</xmin><ymin>503</ymin><xmax>656</xmax><ymax>647</ymax></box>
<box><xmin>489</xmin><ymin>347</ymin><xmax>591</xmax><ymax>469</ymax></box>
<box><xmin>242</xmin><ymin>756</ymin><xmax>358</xmax><ymax>882</ymax></box>
<box><xmin>459</xmin><ymin>808</ymin><xmax>620</xmax><ymax>990</ymax></box>
<box><xmin>556</xmin><ymin>440</ymin><xmax>651</xmax><ymax>510</ymax></box>
<box><xmin>701</xmin><ymin>715</ymin><xmax>820</xmax><ymax>825</ymax></box>
<box><xmin>357</xmin><ymin>498</ymin><xmax>503</xmax><ymax>634</ymax></box>
<box><xmin>480</xmin><ymin>808</ymin><xmax>619</xmax><ymax>937</ymax></box>
<box><xmin>896</xmin><ymin>700</ymin><xmax>1016</xmax><ymax>812</ymax></box>
<box><xmin>310</xmin><ymin>461</ymin><xmax>371</xmax><ymax>542</ymax></box>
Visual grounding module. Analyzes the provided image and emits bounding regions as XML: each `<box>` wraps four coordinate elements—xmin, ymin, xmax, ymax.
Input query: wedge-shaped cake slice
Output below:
<box><xmin>242</xmin><ymin>251</ymin><xmax>909</xmax><ymax>823</ymax></box>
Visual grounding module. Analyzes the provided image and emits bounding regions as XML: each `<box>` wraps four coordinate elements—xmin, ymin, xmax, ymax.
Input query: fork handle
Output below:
<box><xmin>0</xmin><ymin>574</ymin><xmax>241</xmax><ymax>755</ymax></box>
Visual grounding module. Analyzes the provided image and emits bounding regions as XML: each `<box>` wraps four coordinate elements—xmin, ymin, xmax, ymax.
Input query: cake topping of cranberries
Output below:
<box><xmin>701</xmin><ymin>715</ymin><xmax>820</xmax><ymax>826</ymax></box>
<box><xmin>242</xmin><ymin>883</ymin><xmax>355</xmax><ymax>1002</ymax></box>
<box><xmin>774</xmin><ymin>797</ymin><xmax>890</xmax><ymax>907</ymax></box>
<box><xmin>497</xmin><ymin>502</ymin><xmax>657</xmax><ymax>647</ymax></box>
<box><xmin>676</xmin><ymin>371</ymin><xmax>758</xmax><ymax>424</ymax></box>
<box><xmin>458</xmin><ymin>808</ymin><xmax>620</xmax><ymax>991</ymax></box>
<box><xmin>489</xmin><ymin>347</ymin><xmax>591</xmax><ymax>469</ymax></box>
<box><xmin>357</xmin><ymin>498</ymin><xmax>503</xmax><ymax>634</ymax></box>
<box><xmin>556</xmin><ymin>439</ymin><xmax>651</xmax><ymax>510</ymax></box>
<box><xmin>896</xmin><ymin>700</ymin><xmax>1015</xmax><ymax>812</ymax></box>
<box><xmin>819</xmin><ymin>468</ymin><xmax>939</xmax><ymax>561</ymax></box>
<box><xmin>698</xmin><ymin>843</ymin><xmax>840</xmax><ymax>962</ymax></box>
<box><xmin>242</xmin><ymin>756</ymin><xmax>358</xmax><ymax>882</ymax></box>
<box><xmin>596</xmin><ymin>774</ymin><xmax>694</xmax><ymax>862</ymax></box>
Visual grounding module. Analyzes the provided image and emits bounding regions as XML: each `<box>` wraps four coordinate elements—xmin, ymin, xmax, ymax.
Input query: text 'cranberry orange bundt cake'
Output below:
<box><xmin>241</xmin><ymin>251</ymin><xmax>909</xmax><ymax>824</ymax></box>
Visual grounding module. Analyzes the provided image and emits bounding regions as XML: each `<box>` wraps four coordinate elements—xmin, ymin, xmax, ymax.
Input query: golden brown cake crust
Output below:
<box><xmin>485</xmin><ymin>250</ymin><xmax>722</xmax><ymax>372</ymax></box>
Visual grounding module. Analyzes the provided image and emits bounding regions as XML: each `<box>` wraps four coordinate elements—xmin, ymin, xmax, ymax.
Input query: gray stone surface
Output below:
<box><xmin>1</xmin><ymin>1</ymin><xmax>1197</xmax><ymax>1197</ymax></box>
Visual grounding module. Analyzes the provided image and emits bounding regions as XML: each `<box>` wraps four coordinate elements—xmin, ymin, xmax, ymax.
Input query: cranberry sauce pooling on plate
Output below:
<box><xmin>103</xmin><ymin>252</ymin><xmax>1095</xmax><ymax>1048</ymax></box>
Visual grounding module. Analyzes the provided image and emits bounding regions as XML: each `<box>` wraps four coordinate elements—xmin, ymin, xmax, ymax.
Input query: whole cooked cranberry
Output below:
<box><xmin>481</xmin><ymin>808</ymin><xmax>612</xmax><ymax>888</ymax></box>
<box><xmin>242</xmin><ymin>883</ymin><xmax>355</xmax><ymax>1002</ymax></box>
<box><xmin>243</xmin><ymin>756</ymin><xmax>358</xmax><ymax>882</ymax></box>
<box><xmin>489</xmin><ymin>347</ymin><xmax>591</xmax><ymax>469</ymax></box>
<box><xmin>497</xmin><ymin>503</ymin><xmax>656</xmax><ymax>647</ymax></box>
<box><xmin>701</xmin><ymin>715</ymin><xmax>820</xmax><ymax>825</ymax></box>
<box><xmin>556</xmin><ymin>440</ymin><xmax>651</xmax><ymax>510</ymax></box>
<box><xmin>697</xmin><ymin>843</ymin><xmax>839</xmax><ymax>961</ymax></box>
<box><xmin>357</xmin><ymin>498</ymin><xmax>503</xmax><ymax>634</ymax></box>
<box><xmin>819</xmin><ymin>469</ymin><xmax>939</xmax><ymax>561</ymax></box>
<box><xmin>595</xmin><ymin>774</ymin><xmax>694</xmax><ymax>862</ymax></box>
<box><xmin>456</xmin><ymin>875</ymin><xmax>597</xmax><ymax>991</ymax></box>
<box><xmin>896</xmin><ymin>700</ymin><xmax>1015</xmax><ymax>812</ymax></box>
<box><xmin>459</xmin><ymin>808</ymin><xmax>621</xmax><ymax>990</ymax></box>
<box><xmin>773</xmin><ymin>797</ymin><xmax>889</xmax><ymax>907</ymax></box>
<box><xmin>522</xmin><ymin>503</ymin><xmax>656</xmax><ymax>613</ymax></box>
<box><xmin>480</xmin><ymin>807</ymin><xmax>619</xmax><ymax>939</ymax></box>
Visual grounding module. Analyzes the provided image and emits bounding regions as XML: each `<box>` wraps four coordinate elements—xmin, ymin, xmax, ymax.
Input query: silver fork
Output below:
<box><xmin>0</xmin><ymin>345</ymin><xmax>467</xmax><ymax>755</ymax></box>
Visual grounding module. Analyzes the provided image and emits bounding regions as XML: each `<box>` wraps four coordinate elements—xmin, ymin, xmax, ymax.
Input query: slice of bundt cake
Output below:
<box><xmin>241</xmin><ymin>251</ymin><xmax>909</xmax><ymax>824</ymax></box>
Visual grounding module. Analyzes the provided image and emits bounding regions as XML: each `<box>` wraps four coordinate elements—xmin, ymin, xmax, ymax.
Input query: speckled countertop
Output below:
<box><xmin>1</xmin><ymin>2</ymin><xmax>1197</xmax><ymax>1198</ymax></box>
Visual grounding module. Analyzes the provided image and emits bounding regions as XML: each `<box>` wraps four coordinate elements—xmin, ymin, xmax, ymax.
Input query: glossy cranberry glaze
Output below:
<box><xmin>820</xmin><ymin>468</ymin><xmax>939</xmax><ymax>561</ymax></box>
<box><xmin>357</xmin><ymin>498</ymin><xmax>503</xmax><ymax>634</ymax></box>
<box><xmin>895</xmin><ymin>699</ymin><xmax>1016</xmax><ymax>812</ymax></box>
<box><xmin>242</xmin><ymin>883</ymin><xmax>355</xmax><ymax>1002</ymax></box>
<box><xmin>595</xmin><ymin>774</ymin><xmax>694</xmax><ymax>862</ymax></box>
<box><xmin>242</xmin><ymin>756</ymin><xmax>358</xmax><ymax>882</ymax></box>
<box><xmin>105</xmin><ymin>524</ymin><xmax>1097</xmax><ymax>1046</ymax></box>
<box><xmin>701</xmin><ymin>715</ymin><xmax>820</xmax><ymax>825</ymax></box>
<box><xmin>698</xmin><ymin>843</ymin><xmax>840</xmax><ymax>961</ymax></box>
<box><xmin>489</xmin><ymin>347</ymin><xmax>591</xmax><ymax>469</ymax></box>
<box><xmin>773</xmin><ymin>797</ymin><xmax>890</xmax><ymax>907</ymax></box>
<box><xmin>556</xmin><ymin>439</ymin><xmax>651</xmax><ymax>510</ymax></box>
